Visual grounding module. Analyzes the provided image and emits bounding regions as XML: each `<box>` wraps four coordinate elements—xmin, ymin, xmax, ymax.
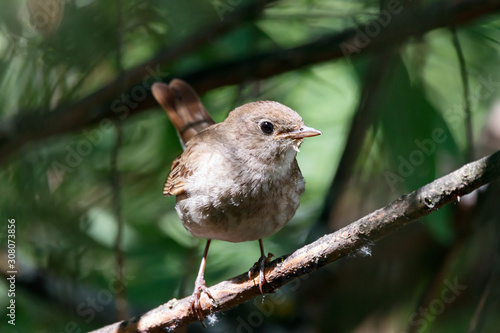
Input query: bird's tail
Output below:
<box><xmin>152</xmin><ymin>79</ymin><xmax>214</xmax><ymax>148</ymax></box>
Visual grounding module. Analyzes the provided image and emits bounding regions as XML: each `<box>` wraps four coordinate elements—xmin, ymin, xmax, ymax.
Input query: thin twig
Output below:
<box><xmin>311</xmin><ymin>50</ymin><xmax>397</xmax><ymax>238</ymax></box>
<box><xmin>111</xmin><ymin>0</ymin><xmax>127</xmax><ymax>321</ymax></box>
<box><xmin>90</xmin><ymin>150</ymin><xmax>500</xmax><ymax>333</ymax></box>
<box><xmin>468</xmin><ymin>257</ymin><xmax>496</xmax><ymax>332</ymax></box>
<box><xmin>111</xmin><ymin>120</ymin><xmax>126</xmax><ymax>320</ymax></box>
<box><xmin>451</xmin><ymin>26</ymin><xmax>474</xmax><ymax>161</ymax></box>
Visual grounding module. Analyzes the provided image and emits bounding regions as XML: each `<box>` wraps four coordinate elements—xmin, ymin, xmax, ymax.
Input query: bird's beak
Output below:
<box><xmin>277</xmin><ymin>126</ymin><xmax>322</xmax><ymax>140</ymax></box>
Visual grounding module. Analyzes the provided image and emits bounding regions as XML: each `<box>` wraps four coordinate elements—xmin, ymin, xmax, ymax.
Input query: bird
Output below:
<box><xmin>152</xmin><ymin>79</ymin><xmax>321</xmax><ymax>325</ymax></box>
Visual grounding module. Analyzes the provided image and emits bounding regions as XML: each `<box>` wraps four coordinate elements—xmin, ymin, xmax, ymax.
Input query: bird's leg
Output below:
<box><xmin>248</xmin><ymin>239</ymin><xmax>274</xmax><ymax>293</ymax></box>
<box><xmin>190</xmin><ymin>239</ymin><xmax>215</xmax><ymax>327</ymax></box>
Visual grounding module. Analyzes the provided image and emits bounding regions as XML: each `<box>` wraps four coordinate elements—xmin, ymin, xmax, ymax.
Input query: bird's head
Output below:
<box><xmin>222</xmin><ymin>101</ymin><xmax>321</xmax><ymax>160</ymax></box>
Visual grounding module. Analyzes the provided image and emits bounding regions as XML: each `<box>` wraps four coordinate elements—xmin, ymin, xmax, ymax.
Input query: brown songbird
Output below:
<box><xmin>152</xmin><ymin>79</ymin><xmax>321</xmax><ymax>325</ymax></box>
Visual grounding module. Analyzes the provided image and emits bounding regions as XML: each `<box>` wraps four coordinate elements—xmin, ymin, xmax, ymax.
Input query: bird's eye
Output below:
<box><xmin>260</xmin><ymin>121</ymin><xmax>274</xmax><ymax>135</ymax></box>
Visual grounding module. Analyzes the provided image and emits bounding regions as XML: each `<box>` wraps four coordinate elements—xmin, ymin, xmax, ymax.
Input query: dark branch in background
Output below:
<box><xmin>182</xmin><ymin>0</ymin><xmax>500</xmax><ymax>93</ymax></box>
<box><xmin>90</xmin><ymin>151</ymin><xmax>500</xmax><ymax>333</ymax></box>
<box><xmin>468</xmin><ymin>257</ymin><xmax>495</xmax><ymax>331</ymax></box>
<box><xmin>451</xmin><ymin>26</ymin><xmax>474</xmax><ymax>162</ymax></box>
<box><xmin>0</xmin><ymin>258</ymin><xmax>134</xmax><ymax>323</ymax></box>
<box><xmin>111</xmin><ymin>120</ymin><xmax>126</xmax><ymax>321</ymax></box>
<box><xmin>111</xmin><ymin>0</ymin><xmax>127</xmax><ymax>321</ymax></box>
<box><xmin>0</xmin><ymin>0</ymin><xmax>499</xmax><ymax>164</ymax></box>
<box><xmin>310</xmin><ymin>50</ymin><xmax>398</xmax><ymax>239</ymax></box>
<box><xmin>0</xmin><ymin>0</ymin><xmax>274</xmax><ymax>164</ymax></box>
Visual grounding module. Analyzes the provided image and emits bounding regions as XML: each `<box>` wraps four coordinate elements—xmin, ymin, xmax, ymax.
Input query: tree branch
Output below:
<box><xmin>1</xmin><ymin>0</ymin><xmax>499</xmax><ymax>164</ymax></box>
<box><xmin>0</xmin><ymin>0</ymin><xmax>274</xmax><ymax>164</ymax></box>
<box><xmin>90</xmin><ymin>150</ymin><xmax>500</xmax><ymax>332</ymax></box>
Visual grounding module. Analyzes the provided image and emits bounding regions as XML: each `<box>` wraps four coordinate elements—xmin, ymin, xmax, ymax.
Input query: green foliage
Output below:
<box><xmin>0</xmin><ymin>0</ymin><xmax>499</xmax><ymax>332</ymax></box>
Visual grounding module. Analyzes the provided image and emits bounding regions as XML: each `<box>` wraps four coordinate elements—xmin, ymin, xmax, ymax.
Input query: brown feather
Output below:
<box><xmin>163</xmin><ymin>156</ymin><xmax>184</xmax><ymax>196</ymax></box>
<box><xmin>152</xmin><ymin>79</ymin><xmax>214</xmax><ymax>147</ymax></box>
<box><xmin>162</xmin><ymin>141</ymin><xmax>206</xmax><ymax>197</ymax></box>
<box><xmin>153</xmin><ymin>79</ymin><xmax>217</xmax><ymax>196</ymax></box>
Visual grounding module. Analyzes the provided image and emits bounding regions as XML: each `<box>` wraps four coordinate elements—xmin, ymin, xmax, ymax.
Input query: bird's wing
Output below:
<box><xmin>164</xmin><ymin>155</ymin><xmax>188</xmax><ymax>196</ymax></box>
<box><xmin>163</xmin><ymin>132</ymin><xmax>224</xmax><ymax>197</ymax></box>
<box><xmin>163</xmin><ymin>140</ymin><xmax>205</xmax><ymax>197</ymax></box>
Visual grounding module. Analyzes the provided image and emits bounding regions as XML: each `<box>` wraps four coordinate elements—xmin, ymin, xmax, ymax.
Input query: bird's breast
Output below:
<box><xmin>176</xmin><ymin>153</ymin><xmax>305</xmax><ymax>242</ymax></box>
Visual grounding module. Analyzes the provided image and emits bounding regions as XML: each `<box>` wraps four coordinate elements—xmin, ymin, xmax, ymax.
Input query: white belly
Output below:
<box><xmin>176</xmin><ymin>162</ymin><xmax>305</xmax><ymax>242</ymax></box>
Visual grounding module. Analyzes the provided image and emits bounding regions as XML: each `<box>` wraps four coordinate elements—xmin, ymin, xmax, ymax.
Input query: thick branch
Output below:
<box><xmin>1</xmin><ymin>0</ymin><xmax>499</xmax><ymax>164</ymax></box>
<box><xmin>91</xmin><ymin>151</ymin><xmax>500</xmax><ymax>332</ymax></box>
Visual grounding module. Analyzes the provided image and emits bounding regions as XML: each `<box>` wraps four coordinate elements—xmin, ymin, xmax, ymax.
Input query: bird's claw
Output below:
<box><xmin>248</xmin><ymin>252</ymin><xmax>274</xmax><ymax>293</ymax></box>
<box><xmin>189</xmin><ymin>276</ymin><xmax>215</xmax><ymax>327</ymax></box>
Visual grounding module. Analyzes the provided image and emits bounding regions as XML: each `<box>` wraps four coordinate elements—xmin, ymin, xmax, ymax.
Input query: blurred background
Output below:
<box><xmin>1</xmin><ymin>0</ymin><xmax>500</xmax><ymax>332</ymax></box>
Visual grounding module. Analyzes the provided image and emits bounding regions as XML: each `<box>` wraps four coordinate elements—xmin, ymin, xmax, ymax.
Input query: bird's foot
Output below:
<box><xmin>248</xmin><ymin>252</ymin><xmax>274</xmax><ymax>293</ymax></box>
<box><xmin>189</xmin><ymin>275</ymin><xmax>215</xmax><ymax>327</ymax></box>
